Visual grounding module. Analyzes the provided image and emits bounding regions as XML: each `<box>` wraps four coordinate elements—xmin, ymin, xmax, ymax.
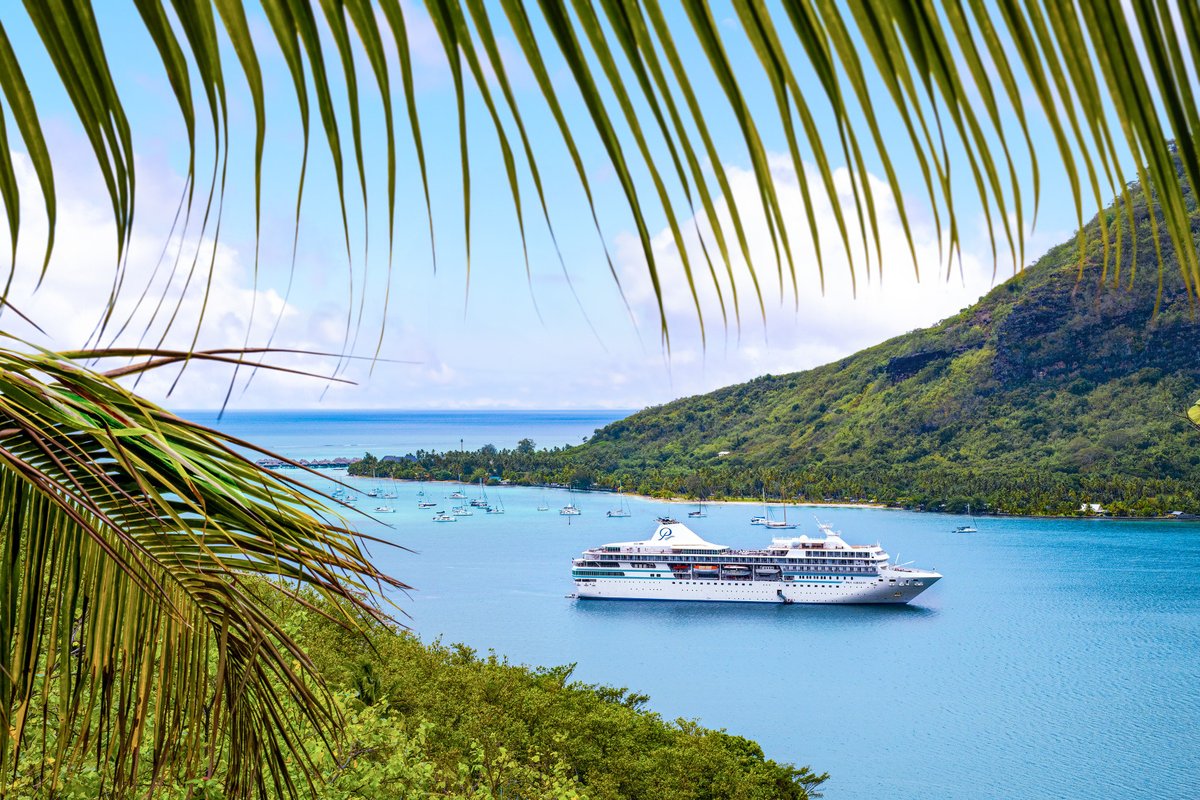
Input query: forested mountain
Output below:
<box><xmin>357</xmin><ymin>179</ymin><xmax>1200</xmax><ymax>515</ymax></box>
<box><xmin>575</xmin><ymin>179</ymin><xmax>1200</xmax><ymax>514</ymax></box>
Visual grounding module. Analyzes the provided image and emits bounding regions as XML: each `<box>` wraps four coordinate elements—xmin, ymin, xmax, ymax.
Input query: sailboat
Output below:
<box><xmin>560</xmin><ymin>489</ymin><xmax>582</xmax><ymax>515</ymax></box>
<box><xmin>537</xmin><ymin>492</ymin><xmax>550</xmax><ymax>512</ymax></box>
<box><xmin>954</xmin><ymin>504</ymin><xmax>979</xmax><ymax>533</ymax></box>
<box><xmin>470</xmin><ymin>477</ymin><xmax>490</xmax><ymax>507</ymax></box>
<box><xmin>606</xmin><ymin>487</ymin><xmax>631</xmax><ymax>518</ymax></box>
<box><xmin>371</xmin><ymin>467</ymin><xmax>391</xmax><ymax>511</ymax></box>
<box><xmin>764</xmin><ymin>491</ymin><xmax>797</xmax><ymax>530</ymax></box>
<box><xmin>687</xmin><ymin>497</ymin><xmax>707</xmax><ymax>518</ymax></box>
<box><xmin>486</xmin><ymin>494</ymin><xmax>505</xmax><ymax>514</ymax></box>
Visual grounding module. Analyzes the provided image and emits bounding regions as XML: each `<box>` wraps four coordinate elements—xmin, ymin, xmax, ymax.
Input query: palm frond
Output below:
<box><xmin>2</xmin><ymin>1</ymin><xmax>1197</xmax><ymax>350</ymax></box>
<box><xmin>1188</xmin><ymin>399</ymin><xmax>1200</xmax><ymax>430</ymax></box>
<box><xmin>0</xmin><ymin>345</ymin><xmax>405</xmax><ymax>798</ymax></box>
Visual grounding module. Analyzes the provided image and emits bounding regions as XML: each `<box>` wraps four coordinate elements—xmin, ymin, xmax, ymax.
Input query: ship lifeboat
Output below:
<box><xmin>754</xmin><ymin>565</ymin><xmax>781</xmax><ymax>574</ymax></box>
<box><xmin>693</xmin><ymin>565</ymin><xmax>718</xmax><ymax>572</ymax></box>
<box><xmin>669</xmin><ymin>564</ymin><xmax>690</xmax><ymax>571</ymax></box>
<box><xmin>723</xmin><ymin>566</ymin><xmax>750</xmax><ymax>575</ymax></box>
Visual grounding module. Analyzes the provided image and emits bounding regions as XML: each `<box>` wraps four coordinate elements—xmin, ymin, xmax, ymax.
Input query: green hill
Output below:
<box><xmin>356</xmin><ymin>178</ymin><xmax>1200</xmax><ymax>516</ymax></box>
<box><xmin>557</xmin><ymin>180</ymin><xmax>1200</xmax><ymax>515</ymax></box>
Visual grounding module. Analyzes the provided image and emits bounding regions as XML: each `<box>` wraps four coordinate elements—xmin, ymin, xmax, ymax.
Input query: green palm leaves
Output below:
<box><xmin>1188</xmin><ymin>399</ymin><xmax>1200</xmax><ymax>430</ymax></box>
<box><xmin>0</xmin><ymin>344</ymin><xmax>403</xmax><ymax>797</ymax></box>
<box><xmin>2</xmin><ymin>2</ymin><xmax>1198</xmax><ymax>349</ymax></box>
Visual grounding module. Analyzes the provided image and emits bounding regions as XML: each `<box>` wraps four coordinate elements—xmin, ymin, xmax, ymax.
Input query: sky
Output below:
<box><xmin>0</xmin><ymin>3</ymin><xmax>1131</xmax><ymax>412</ymax></box>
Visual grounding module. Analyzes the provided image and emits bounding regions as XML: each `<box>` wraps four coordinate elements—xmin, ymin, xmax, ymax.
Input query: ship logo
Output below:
<box><xmin>657</xmin><ymin>528</ymin><xmax>673</xmax><ymax>540</ymax></box>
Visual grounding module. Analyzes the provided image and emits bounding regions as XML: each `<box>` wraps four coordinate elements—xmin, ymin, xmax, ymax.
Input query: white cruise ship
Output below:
<box><xmin>571</xmin><ymin>518</ymin><xmax>941</xmax><ymax>605</ymax></box>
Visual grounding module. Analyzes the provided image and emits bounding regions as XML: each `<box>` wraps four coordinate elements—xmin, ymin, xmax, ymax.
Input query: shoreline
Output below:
<box><xmin>336</xmin><ymin>473</ymin><xmax>1198</xmax><ymax>522</ymax></box>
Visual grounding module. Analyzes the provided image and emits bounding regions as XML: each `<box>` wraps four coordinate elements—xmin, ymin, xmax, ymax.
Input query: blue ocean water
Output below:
<box><xmin>180</xmin><ymin>409</ymin><xmax>629</xmax><ymax>459</ymax></box>
<box><xmin>199</xmin><ymin>412</ymin><xmax>1200</xmax><ymax>799</ymax></box>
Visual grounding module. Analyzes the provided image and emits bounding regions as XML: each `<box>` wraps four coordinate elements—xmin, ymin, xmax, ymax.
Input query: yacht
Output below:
<box><xmin>560</xmin><ymin>502</ymin><xmax>582</xmax><ymax>516</ymax></box>
<box><xmin>571</xmin><ymin>518</ymin><xmax>941</xmax><ymax>605</ymax></box>
<box><xmin>432</xmin><ymin>511</ymin><xmax>456</xmax><ymax>522</ymax></box>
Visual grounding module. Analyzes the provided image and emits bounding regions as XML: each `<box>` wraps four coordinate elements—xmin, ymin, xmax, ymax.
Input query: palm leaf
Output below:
<box><xmin>5</xmin><ymin>1</ymin><xmax>1199</xmax><ymax>342</ymax></box>
<box><xmin>0</xmin><ymin>345</ymin><xmax>405</xmax><ymax>798</ymax></box>
<box><xmin>1188</xmin><ymin>399</ymin><xmax>1200</xmax><ymax>430</ymax></box>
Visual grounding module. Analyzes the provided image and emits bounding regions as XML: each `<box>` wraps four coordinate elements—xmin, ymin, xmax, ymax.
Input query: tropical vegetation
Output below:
<box><xmin>2</xmin><ymin>1</ymin><xmax>1200</xmax><ymax>798</ymax></box>
<box><xmin>9</xmin><ymin>585</ymin><xmax>826</xmax><ymax>799</ymax></box>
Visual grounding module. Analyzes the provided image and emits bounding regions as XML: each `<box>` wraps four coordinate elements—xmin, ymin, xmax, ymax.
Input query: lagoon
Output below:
<box><xmin>207</xmin><ymin>411</ymin><xmax>1199</xmax><ymax>799</ymax></box>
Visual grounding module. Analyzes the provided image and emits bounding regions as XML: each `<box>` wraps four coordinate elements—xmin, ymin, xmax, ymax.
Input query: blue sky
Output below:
<box><xmin>0</xmin><ymin>3</ymin><xmax>1134</xmax><ymax>410</ymax></box>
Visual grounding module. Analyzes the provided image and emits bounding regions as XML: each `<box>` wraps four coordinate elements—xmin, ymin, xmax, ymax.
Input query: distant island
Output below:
<box><xmin>351</xmin><ymin>178</ymin><xmax>1199</xmax><ymax>519</ymax></box>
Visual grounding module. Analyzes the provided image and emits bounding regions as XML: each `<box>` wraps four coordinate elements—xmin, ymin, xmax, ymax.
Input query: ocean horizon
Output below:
<box><xmin>178</xmin><ymin>408</ymin><xmax>634</xmax><ymax>460</ymax></box>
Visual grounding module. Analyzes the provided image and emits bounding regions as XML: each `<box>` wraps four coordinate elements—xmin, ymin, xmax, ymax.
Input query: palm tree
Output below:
<box><xmin>0</xmin><ymin>1</ymin><xmax>1197</xmax><ymax>797</ymax></box>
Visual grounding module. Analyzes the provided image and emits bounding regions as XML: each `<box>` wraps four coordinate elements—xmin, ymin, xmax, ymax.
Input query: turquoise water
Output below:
<box><xmin>180</xmin><ymin>409</ymin><xmax>629</xmax><ymax>459</ymax></box>
<box><xmin>200</xmin><ymin>412</ymin><xmax>1200</xmax><ymax>799</ymax></box>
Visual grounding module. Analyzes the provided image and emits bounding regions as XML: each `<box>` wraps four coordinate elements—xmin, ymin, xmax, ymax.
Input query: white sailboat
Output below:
<box><xmin>764</xmin><ymin>491</ymin><xmax>797</xmax><ymax>530</ymax></box>
<box><xmin>371</xmin><ymin>467</ymin><xmax>394</xmax><ymax>513</ymax></box>
<box><xmin>954</xmin><ymin>504</ymin><xmax>979</xmax><ymax>533</ymax></box>
<box><xmin>470</xmin><ymin>477</ymin><xmax>490</xmax><ymax>507</ymax></box>
<box><xmin>537</xmin><ymin>492</ymin><xmax>550</xmax><ymax>512</ymax></box>
<box><xmin>606</xmin><ymin>488</ymin><xmax>631</xmax><ymax>518</ymax></box>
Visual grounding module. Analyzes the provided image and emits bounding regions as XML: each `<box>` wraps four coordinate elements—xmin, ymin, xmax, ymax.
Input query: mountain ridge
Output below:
<box><xmin>564</xmin><ymin>179</ymin><xmax>1200</xmax><ymax>514</ymax></box>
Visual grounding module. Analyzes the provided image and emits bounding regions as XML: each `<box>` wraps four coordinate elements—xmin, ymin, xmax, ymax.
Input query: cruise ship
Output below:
<box><xmin>571</xmin><ymin>518</ymin><xmax>941</xmax><ymax>604</ymax></box>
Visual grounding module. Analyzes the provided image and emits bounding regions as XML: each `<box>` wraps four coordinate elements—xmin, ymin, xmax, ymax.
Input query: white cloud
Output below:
<box><xmin>0</xmin><ymin>150</ymin><xmax>382</xmax><ymax>407</ymax></box>
<box><xmin>594</xmin><ymin>154</ymin><xmax>1067</xmax><ymax>404</ymax></box>
<box><xmin>0</xmin><ymin>138</ymin><xmax>1065</xmax><ymax>413</ymax></box>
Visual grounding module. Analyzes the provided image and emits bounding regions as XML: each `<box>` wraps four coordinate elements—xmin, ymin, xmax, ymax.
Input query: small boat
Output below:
<box><xmin>448</xmin><ymin>490</ymin><xmax>467</xmax><ymax>500</ymax></box>
<box><xmin>750</xmin><ymin>515</ymin><xmax>767</xmax><ymax>525</ymax></box>
<box><xmin>607</xmin><ymin>487</ymin><xmax>632</xmax><ymax>518</ymax></box>
<box><xmin>688</xmin><ymin>497</ymin><xmax>707</xmax><ymax>518</ymax></box>
<box><xmin>374</xmin><ymin>506</ymin><xmax>396</xmax><ymax>514</ymax></box>
<box><xmin>669</xmin><ymin>564</ymin><xmax>690</xmax><ymax>571</ymax></box>
<box><xmin>764</xmin><ymin>497</ymin><xmax>797</xmax><ymax>529</ymax></box>
<box><xmin>955</xmin><ymin>504</ymin><xmax>979</xmax><ymax>533</ymax></box>
<box><xmin>537</xmin><ymin>492</ymin><xmax>550</xmax><ymax>512</ymax></box>
<box><xmin>560</xmin><ymin>503</ymin><xmax>581</xmax><ymax>516</ymax></box>
<box><xmin>367</xmin><ymin>489</ymin><xmax>379</xmax><ymax>498</ymax></box>
<box><xmin>723</xmin><ymin>566</ymin><xmax>750</xmax><ymax>575</ymax></box>
<box><xmin>432</xmin><ymin>512</ymin><xmax>456</xmax><ymax>522</ymax></box>
<box><xmin>451</xmin><ymin>506</ymin><xmax>473</xmax><ymax>516</ymax></box>
<box><xmin>418</xmin><ymin>499</ymin><xmax>437</xmax><ymax>508</ymax></box>
<box><xmin>754</xmin><ymin>565</ymin><xmax>781</xmax><ymax>574</ymax></box>
<box><xmin>486</xmin><ymin>497</ymin><xmax>506</xmax><ymax>514</ymax></box>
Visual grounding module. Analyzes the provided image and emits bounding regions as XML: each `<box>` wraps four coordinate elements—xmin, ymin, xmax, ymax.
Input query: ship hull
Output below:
<box><xmin>573</xmin><ymin>575</ymin><xmax>938</xmax><ymax>605</ymax></box>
